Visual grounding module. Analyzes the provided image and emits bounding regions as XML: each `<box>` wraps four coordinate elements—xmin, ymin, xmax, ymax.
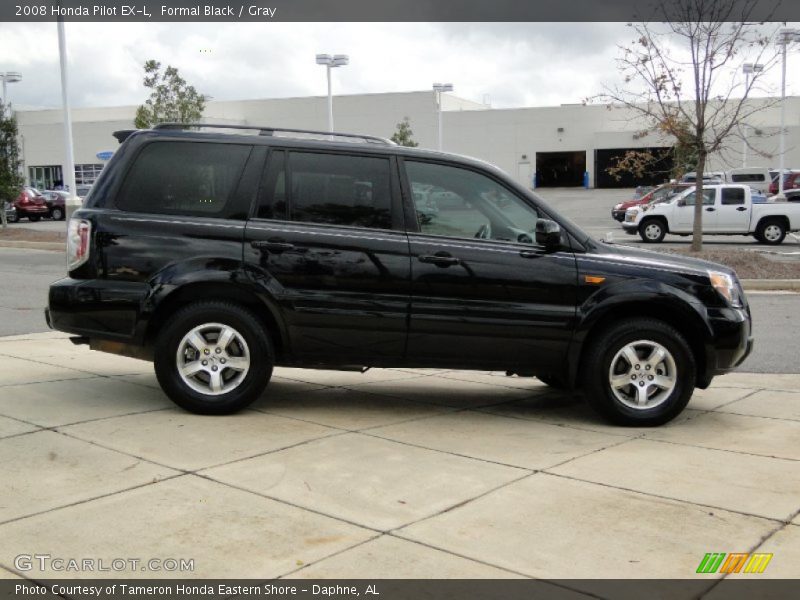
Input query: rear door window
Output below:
<box><xmin>721</xmin><ymin>188</ymin><xmax>746</xmax><ymax>205</ymax></box>
<box><xmin>116</xmin><ymin>141</ymin><xmax>251</xmax><ymax>217</ymax></box>
<box><xmin>286</xmin><ymin>152</ymin><xmax>393</xmax><ymax>230</ymax></box>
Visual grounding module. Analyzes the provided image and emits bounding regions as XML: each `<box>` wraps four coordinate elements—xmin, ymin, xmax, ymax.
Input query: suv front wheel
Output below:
<box><xmin>154</xmin><ymin>301</ymin><xmax>273</xmax><ymax>414</ymax></box>
<box><xmin>582</xmin><ymin>318</ymin><xmax>695</xmax><ymax>426</ymax></box>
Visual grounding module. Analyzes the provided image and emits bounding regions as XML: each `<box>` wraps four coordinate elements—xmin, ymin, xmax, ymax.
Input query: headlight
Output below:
<box><xmin>708</xmin><ymin>270</ymin><xmax>742</xmax><ymax>307</ymax></box>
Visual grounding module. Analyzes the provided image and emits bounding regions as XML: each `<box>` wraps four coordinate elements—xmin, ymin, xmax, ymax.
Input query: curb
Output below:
<box><xmin>741</xmin><ymin>279</ymin><xmax>800</xmax><ymax>291</ymax></box>
<box><xmin>0</xmin><ymin>240</ymin><xmax>64</xmax><ymax>251</ymax></box>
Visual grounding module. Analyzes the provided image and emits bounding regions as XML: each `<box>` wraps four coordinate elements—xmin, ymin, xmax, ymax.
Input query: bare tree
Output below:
<box><xmin>595</xmin><ymin>0</ymin><xmax>779</xmax><ymax>251</ymax></box>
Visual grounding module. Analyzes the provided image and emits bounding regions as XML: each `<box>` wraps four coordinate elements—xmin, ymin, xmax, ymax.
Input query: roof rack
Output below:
<box><xmin>152</xmin><ymin>123</ymin><xmax>396</xmax><ymax>146</ymax></box>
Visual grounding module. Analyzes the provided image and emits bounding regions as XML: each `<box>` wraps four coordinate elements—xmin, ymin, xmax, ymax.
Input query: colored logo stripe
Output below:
<box><xmin>697</xmin><ymin>553</ymin><xmax>726</xmax><ymax>574</ymax></box>
<box><xmin>696</xmin><ymin>552</ymin><xmax>773</xmax><ymax>574</ymax></box>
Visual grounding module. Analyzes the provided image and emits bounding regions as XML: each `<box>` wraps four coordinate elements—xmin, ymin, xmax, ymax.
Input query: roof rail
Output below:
<box><xmin>152</xmin><ymin>123</ymin><xmax>396</xmax><ymax>145</ymax></box>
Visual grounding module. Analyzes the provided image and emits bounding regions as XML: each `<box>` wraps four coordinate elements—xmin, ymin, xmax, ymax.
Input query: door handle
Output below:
<box><xmin>519</xmin><ymin>250</ymin><xmax>540</xmax><ymax>259</ymax></box>
<box><xmin>251</xmin><ymin>239</ymin><xmax>295</xmax><ymax>252</ymax></box>
<box><xmin>705</xmin><ymin>207</ymin><xmax>716</xmax><ymax>212</ymax></box>
<box><xmin>418</xmin><ymin>253</ymin><xmax>460</xmax><ymax>267</ymax></box>
<box><xmin>736</xmin><ymin>206</ymin><xmax>748</xmax><ymax>211</ymax></box>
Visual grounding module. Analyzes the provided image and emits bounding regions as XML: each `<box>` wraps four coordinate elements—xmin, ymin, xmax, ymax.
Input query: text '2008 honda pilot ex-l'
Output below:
<box><xmin>46</xmin><ymin>124</ymin><xmax>753</xmax><ymax>426</ymax></box>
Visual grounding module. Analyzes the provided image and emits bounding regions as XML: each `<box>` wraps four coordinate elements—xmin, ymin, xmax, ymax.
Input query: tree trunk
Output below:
<box><xmin>0</xmin><ymin>202</ymin><xmax>7</xmax><ymax>230</ymax></box>
<box><xmin>690</xmin><ymin>153</ymin><xmax>706</xmax><ymax>253</ymax></box>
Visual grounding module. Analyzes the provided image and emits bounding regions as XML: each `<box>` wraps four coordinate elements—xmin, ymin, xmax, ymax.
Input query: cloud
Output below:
<box><xmin>0</xmin><ymin>21</ymin><xmax>797</xmax><ymax>111</ymax></box>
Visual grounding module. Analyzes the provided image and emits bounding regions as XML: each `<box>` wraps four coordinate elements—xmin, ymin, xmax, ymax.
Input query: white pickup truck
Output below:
<box><xmin>622</xmin><ymin>184</ymin><xmax>800</xmax><ymax>244</ymax></box>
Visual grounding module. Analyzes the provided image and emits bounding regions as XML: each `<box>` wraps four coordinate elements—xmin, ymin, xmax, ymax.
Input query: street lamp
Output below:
<box><xmin>0</xmin><ymin>71</ymin><xmax>22</xmax><ymax>116</ymax></box>
<box><xmin>776</xmin><ymin>28</ymin><xmax>800</xmax><ymax>199</ymax></box>
<box><xmin>315</xmin><ymin>54</ymin><xmax>349</xmax><ymax>132</ymax></box>
<box><xmin>741</xmin><ymin>63</ymin><xmax>764</xmax><ymax>168</ymax></box>
<box><xmin>433</xmin><ymin>83</ymin><xmax>453</xmax><ymax>151</ymax></box>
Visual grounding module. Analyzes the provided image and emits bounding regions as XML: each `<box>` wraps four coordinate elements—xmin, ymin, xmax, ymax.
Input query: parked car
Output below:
<box><xmin>622</xmin><ymin>184</ymin><xmax>800</xmax><ymax>244</ymax></box>
<box><xmin>726</xmin><ymin>167</ymin><xmax>772</xmax><ymax>194</ymax></box>
<box><xmin>768</xmin><ymin>171</ymin><xmax>800</xmax><ymax>195</ymax></box>
<box><xmin>43</xmin><ymin>190</ymin><xmax>69</xmax><ymax>220</ymax></box>
<box><xmin>11</xmin><ymin>187</ymin><xmax>49</xmax><ymax>222</ymax></box>
<box><xmin>783</xmin><ymin>189</ymin><xmax>800</xmax><ymax>202</ymax></box>
<box><xmin>46</xmin><ymin>123</ymin><xmax>754</xmax><ymax>426</ymax></box>
<box><xmin>611</xmin><ymin>183</ymin><xmax>690</xmax><ymax>222</ymax></box>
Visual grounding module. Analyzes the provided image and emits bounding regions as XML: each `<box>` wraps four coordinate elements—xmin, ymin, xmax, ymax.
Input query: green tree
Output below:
<box><xmin>0</xmin><ymin>102</ymin><xmax>23</xmax><ymax>230</ymax></box>
<box><xmin>390</xmin><ymin>117</ymin><xmax>419</xmax><ymax>147</ymax></box>
<box><xmin>134</xmin><ymin>60</ymin><xmax>206</xmax><ymax>128</ymax></box>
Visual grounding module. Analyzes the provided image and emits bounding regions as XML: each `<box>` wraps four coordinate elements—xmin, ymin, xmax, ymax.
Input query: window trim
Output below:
<box><xmin>397</xmin><ymin>156</ymin><xmax>551</xmax><ymax>247</ymax></box>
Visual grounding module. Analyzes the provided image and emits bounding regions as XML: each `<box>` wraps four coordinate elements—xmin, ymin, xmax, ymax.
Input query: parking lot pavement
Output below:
<box><xmin>0</xmin><ymin>334</ymin><xmax>798</xmax><ymax>586</ymax></box>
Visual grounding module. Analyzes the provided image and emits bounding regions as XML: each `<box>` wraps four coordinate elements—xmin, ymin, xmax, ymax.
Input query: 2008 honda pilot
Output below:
<box><xmin>46</xmin><ymin>124</ymin><xmax>753</xmax><ymax>426</ymax></box>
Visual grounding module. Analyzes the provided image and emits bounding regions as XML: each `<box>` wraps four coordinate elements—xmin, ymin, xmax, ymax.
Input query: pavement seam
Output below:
<box><xmin>540</xmin><ymin>471</ymin><xmax>786</xmax><ymax>525</ymax></box>
<box><xmin>0</xmin><ymin>473</ymin><xmax>187</xmax><ymax>528</ymax></box>
<box><xmin>640</xmin><ymin>433</ymin><xmax>800</xmax><ymax>462</ymax></box>
<box><xmin>274</xmin><ymin>533</ymin><xmax>385</xmax><ymax>579</ymax></box>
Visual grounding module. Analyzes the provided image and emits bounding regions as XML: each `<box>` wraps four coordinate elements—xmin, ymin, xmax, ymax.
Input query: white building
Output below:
<box><xmin>15</xmin><ymin>91</ymin><xmax>800</xmax><ymax>190</ymax></box>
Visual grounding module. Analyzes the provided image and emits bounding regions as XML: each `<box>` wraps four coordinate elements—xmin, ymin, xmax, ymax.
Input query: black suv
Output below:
<box><xmin>47</xmin><ymin>124</ymin><xmax>753</xmax><ymax>425</ymax></box>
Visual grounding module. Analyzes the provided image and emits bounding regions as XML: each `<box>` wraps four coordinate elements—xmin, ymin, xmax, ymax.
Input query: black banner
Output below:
<box><xmin>2</xmin><ymin>0</ymin><xmax>799</xmax><ymax>22</ymax></box>
<box><xmin>1</xmin><ymin>580</ymin><xmax>800</xmax><ymax>600</ymax></box>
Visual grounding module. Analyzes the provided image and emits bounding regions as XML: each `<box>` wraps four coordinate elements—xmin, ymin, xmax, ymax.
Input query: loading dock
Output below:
<box><xmin>535</xmin><ymin>151</ymin><xmax>586</xmax><ymax>187</ymax></box>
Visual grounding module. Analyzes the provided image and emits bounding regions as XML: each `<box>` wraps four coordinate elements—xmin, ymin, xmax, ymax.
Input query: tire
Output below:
<box><xmin>755</xmin><ymin>218</ymin><xmax>786</xmax><ymax>245</ymax></box>
<box><xmin>50</xmin><ymin>207</ymin><xmax>64</xmax><ymax>221</ymax></box>
<box><xmin>582</xmin><ymin>318</ymin><xmax>695</xmax><ymax>426</ymax></box>
<box><xmin>28</xmin><ymin>215</ymin><xmax>41</xmax><ymax>222</ymax></box>
<box><xmin>638</xmin><ymin>218</ymin><xmax>666</xmax><ymax>243</ymax></box>
<box><xmin>8</xmin><ymin>211</ymin><xmax>19</xmax><ymax>223</ymax></box>
<box><xmin>154</xmin><ymin>301</ymin><xmax>273</xmax><ymax>415</ymax></box>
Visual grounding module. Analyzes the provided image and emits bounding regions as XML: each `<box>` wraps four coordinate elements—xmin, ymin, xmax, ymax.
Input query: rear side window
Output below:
<box><xmin>721</xmin><ymin>188</ymin><xmax>745</xmax><ymax>205</ymax></box>
<box><xmin>288</xmin><ymin>152</ymin><xmax>392</xmax><ymax>229</ymax></box>
<box><xmin>116</xmin><ymin>142</ymin><xmax>251</xmax><ymax>217</ymax></box>
<box><xmin>731</xmin><ymin>173</ymin><xmax>765</xmax><ymax>183</ymax></box>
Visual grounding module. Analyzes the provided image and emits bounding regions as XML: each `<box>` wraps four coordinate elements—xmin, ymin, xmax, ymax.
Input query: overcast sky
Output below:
<box><xmin>1</xmin><ymin>22</ymin><xmax>799</xmax><ymax>111</ymax></box>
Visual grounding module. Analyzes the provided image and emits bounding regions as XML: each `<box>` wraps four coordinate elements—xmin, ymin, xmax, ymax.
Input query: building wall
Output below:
<box><xmin>15</xmin><ymin>92</ymin><xmax>800</xmax><ymax>189</ymax></box>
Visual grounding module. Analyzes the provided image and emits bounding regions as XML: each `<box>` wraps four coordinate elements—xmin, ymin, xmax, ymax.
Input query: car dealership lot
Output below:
<box><xmin>0</xmin><ymin>332</ymin><xmax>798</xmax><ymax>586</ymax></box>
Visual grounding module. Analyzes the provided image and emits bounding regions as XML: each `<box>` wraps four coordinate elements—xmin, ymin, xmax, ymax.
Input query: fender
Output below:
<box><xmin>565</xmin><ymin>278</ymin><xmax>714</xmax><ymax>388</ymax></box>
<box><xmin>133</xmin><ymin>256</ymin><xmax>289</xmax><ymax>350</ymax></box>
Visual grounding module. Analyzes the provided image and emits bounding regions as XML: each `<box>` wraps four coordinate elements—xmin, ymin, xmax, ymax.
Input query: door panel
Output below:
<box><xmin>401</xmin><ymin>159</ymin><xmax>577</xmax><ymax>370</ymax></box>
<box><xmin>673</xmin><ymin>189</ymin><xmax>716</xmax><ymax>232</ymax></box>
<box><xmin>714</xmin><ymin>187</ymin><xmax>750</xmax><ymax>231</ymax></box>
<box><xmin>244</xmin><ymin>221</ymin><xmax>411</xmax><ymax>362</ymax></box>
<box><xmin>243</xmin><ymin>149</ymin><xmax>411</xmax><ymax>363</ymax></box>
<box><xmin>407</xmin><ymin>236</ymin><xmax>578</xmax><ymax>369</ymax></box>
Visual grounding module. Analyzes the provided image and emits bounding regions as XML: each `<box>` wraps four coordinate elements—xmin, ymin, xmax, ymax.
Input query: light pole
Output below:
<box><xmin>741</xmin><ymin>63</ymin><xmax>763</xmax><ymax>168</ymax></box>
<box><xmin>0</xmin><ymin>71</ymin><xmax>22</xmax><ymax>116</ymax></box>
<box><xmin>315</xmin><ymin>54</ymin><xmax>349</xmax><ymax>132</ymax></box>
<box><xmin>777</xmin><ymin>28</ymin><xmax>800</xmax><ymax>199</ymax></box>
<box><xmin>57</xmin><ymin>19</ymin><xmax>79</xmax><ymax>221</ymax></box>
<box><xmin>433</xmin><ymin>83</ymin><xmax>453</xmax><ymax>151</ymax></box>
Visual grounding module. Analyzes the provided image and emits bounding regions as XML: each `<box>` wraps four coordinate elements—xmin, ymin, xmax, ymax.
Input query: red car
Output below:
<box><xmin>768</xmin><ymin>171</ymin><xmax>800</xmax><ymax>195</ymax></box>
<box><xmin>10</xmin><ymin>187</ymin><xmax>49</xmax><ymax>222</ymax></box>
<box><xmin>611</xmin><ymin>183</ymin><xmax>691</xmax><ymax>222</ymax></box>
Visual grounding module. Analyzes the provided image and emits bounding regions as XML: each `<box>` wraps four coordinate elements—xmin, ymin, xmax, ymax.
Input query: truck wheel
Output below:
<box><xmin>8</xmin><ymin>211</ymin><xmax>19</xmax><ymax>223</ymax></box>
<box><xmin>582</xmin><ymin>318</ymin><xmax>695</xmax><ymax>426</ymax></box>
<box><xmin>50</xmin><ymin>207</ymin><xmax>64</xmax><ymax>221</ymax></box>
<box><xmin>154</xmin><ymin>301</ymin><xmax>273</xmax><ymax>415</ymax></box>
<box><xmin>756</xmin><ymin>219</ymin><xmax>786</xmax><ymax>245</ymax></box>
<box><xmin>638</xmin><ymin>219</ymin><xmax>666</xmax><ymax>243</ymax></box>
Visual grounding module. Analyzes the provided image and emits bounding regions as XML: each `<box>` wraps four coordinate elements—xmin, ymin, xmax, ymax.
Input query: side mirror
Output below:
<box><xmin>535</xmin><ymin>218</ymin><xmax>562</xmax><ymax>250</ymax></box>
<box><xmin>677</xmin><ymin>199</ymin><xmax>686</xmax><ymax>207</ymax></box>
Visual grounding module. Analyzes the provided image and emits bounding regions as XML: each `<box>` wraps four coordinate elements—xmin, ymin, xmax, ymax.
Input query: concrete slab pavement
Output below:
<box><xmin>0</xmin><ymin>333</ymin><xmax>799</xmax><ymax>582</ymax></box>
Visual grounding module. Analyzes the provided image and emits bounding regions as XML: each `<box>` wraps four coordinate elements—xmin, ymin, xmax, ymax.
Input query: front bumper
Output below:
<box><xmin>700</xmin><ymin>305</ymin><xmax>754</xmax><ymax>386</ymax></box>
<box><xmin>611</xmin><ymin>209</ymin><xmax>626</xmax><ymax>222</ymax></box>
<box><xmin>18</xmin><ymin>205</ymin><xmax>49</xmax><ymax>215</ymax></box>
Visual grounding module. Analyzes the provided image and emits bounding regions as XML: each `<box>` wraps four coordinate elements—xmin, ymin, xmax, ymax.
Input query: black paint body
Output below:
<box><xmin>47</xmin><ymin>129</ymin><xmax>753</xmax><ymax>388</ymax></box>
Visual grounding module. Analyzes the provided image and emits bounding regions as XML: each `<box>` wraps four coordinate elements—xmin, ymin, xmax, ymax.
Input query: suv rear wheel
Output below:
<box><xmin>582</xmin><ymin>318</ymin><xmax>695</xmax><ymax>426</ymax></box>
<box><xmin>154</xmin><ymin>301</ymin><xmax>273</xmax><ymax>414</ymax></box>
